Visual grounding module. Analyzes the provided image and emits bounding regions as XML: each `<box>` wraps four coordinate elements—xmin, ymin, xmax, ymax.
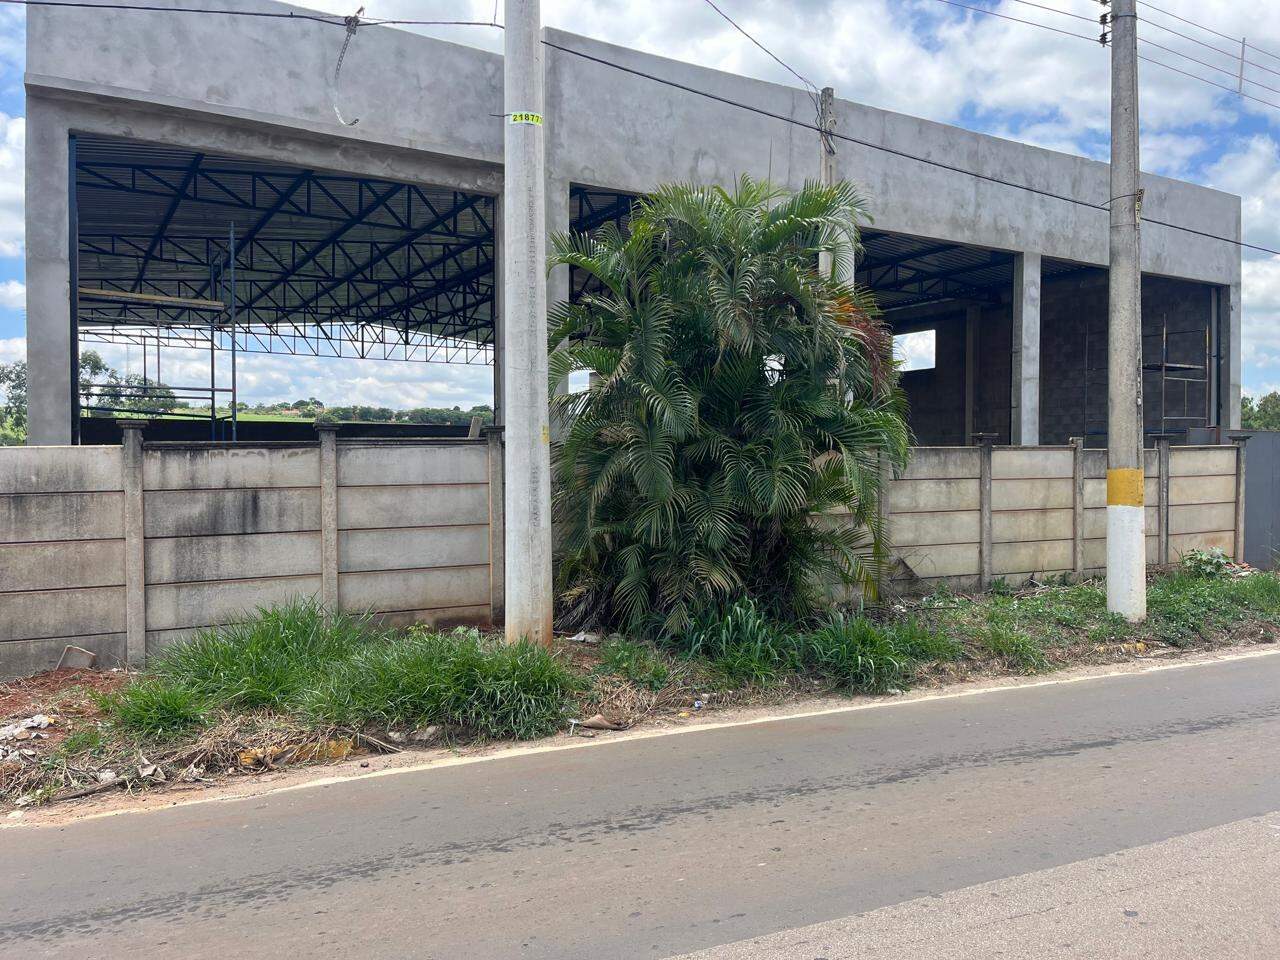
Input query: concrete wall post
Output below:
<box><xmin>1155</xmin><ymin>434</ymin><xmax>1172</xmax><ymax>566</ymax></box>
<box><xmin>486</xmin><ymin>426</ymin><xmax>506</xmax><ymax>625</ymax></box>
<box><xmin>1011</xmin><ymin>252</ymin><xmax>1042</xmax><ymax>446</ymax></box>
<box><xmin>120</xmin><ymin>422</ymin><xmax>147</xmax><ymax>666</ymax></box>
<box><xmin>975</xmin><ymin>432</ymin><xmax>996</xmax><ymax>589</ymax></box>
<box><xmin>1071</xmin><ymin>436</ymin><xmax>1085</xmax><ymax>578</ymax></box>
<box><xmin>1231</xmin><ymin>434</ymin><xmax>1249</xmax><ymax>561</ymax></box>
<box><xmin>316</xmin><ymin>425</ymin><xmax>340</xmax><ymax>610</ymax></box>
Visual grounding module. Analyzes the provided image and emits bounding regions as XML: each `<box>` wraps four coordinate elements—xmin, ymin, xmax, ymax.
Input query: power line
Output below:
<box><xmin>922</xmin><ymin>0</ymin><xmax>1102</xmax><ymax>44</ymax></box>
<box><xmin>1137</xmin><ymin>49</ymin><xmax>1280</xmax><ymax>111</ymax></box>
<box><xmin>0</xmin><ymin>0</ymin><xmax>500</xmax><ymax>28</ymax></box>
<box><xmin>698</xmin><ymin>0</ymin><xmax>820</xmax><ymax>102</ymax></box>
<box><xmin>8</xmin><ymin>0</ymin><xmax>1275</xmax><ymax>257</ymax></box>
<box><xmin>544</xmin><ymin>39</ymin><xmax>1280</xmax><ymax>257</ymax></box>
<box><xmin>1139</xmin><ymin>0</ymin><xmax>1280</xmax><ymax>66</ymax></box>
<box><xmin>1137</xmin><ymin>11</ymin><xmax>1280</xmax><ymax>82</ymax></box>
<box><xmin>1139</xmin><ymin>36</ymin><xmax>1280</xmax><ymax>99</ymax></box>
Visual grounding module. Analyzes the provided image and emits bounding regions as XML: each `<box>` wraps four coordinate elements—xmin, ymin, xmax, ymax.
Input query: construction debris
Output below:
<box><xmin>56</xmin><ymin>645</ymin><xmax>98</xmax><ymax>671</ymax></box>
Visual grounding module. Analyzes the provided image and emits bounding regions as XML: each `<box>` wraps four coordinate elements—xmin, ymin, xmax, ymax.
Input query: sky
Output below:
<box><xmin>1</xmin><ymin>0</ymin><xmax>1279</xmax><ymax>409</ymax></box>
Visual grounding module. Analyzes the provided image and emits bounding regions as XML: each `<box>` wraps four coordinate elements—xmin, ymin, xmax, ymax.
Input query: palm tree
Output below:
<box><xmin>548</xmin><ymin>176</ymin><xmax>910</xmax><ymax>639</ymax></box>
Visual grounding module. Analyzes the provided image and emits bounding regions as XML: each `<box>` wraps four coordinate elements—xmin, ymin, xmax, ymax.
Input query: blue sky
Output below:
<box><xmin>1</xmin><ymin>0</ymin><xmax>1278</xmax><ymax>407</ymax></box>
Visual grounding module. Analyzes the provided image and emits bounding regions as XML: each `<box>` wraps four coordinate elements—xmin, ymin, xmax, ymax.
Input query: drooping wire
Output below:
<box><xmin>332</xmin><ymin>6</ymin><xmax>364</xmax><ymax>127</ymax></box>
<box><xmin>697</xmin><ymin>0</ymin><xmax>828</xmax><ymax>150</ymax></box>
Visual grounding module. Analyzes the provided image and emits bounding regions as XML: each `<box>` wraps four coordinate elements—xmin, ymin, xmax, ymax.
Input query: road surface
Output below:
<box><xmin>4</xmin><ymin>652</ymin><xmax>1280</xmax><ymax>959</ymax></box>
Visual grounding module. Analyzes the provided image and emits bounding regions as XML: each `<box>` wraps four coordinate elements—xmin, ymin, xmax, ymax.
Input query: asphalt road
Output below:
<box><xmin>4</xmin><ymin>652</ymin><xmax>1280</xmax><ymax>960</ymax></box>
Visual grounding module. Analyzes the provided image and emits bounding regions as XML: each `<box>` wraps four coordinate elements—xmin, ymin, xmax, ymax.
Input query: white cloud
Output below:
<box><xmin>1206</xmin><ymin>134</ymin><xmax>1280</xmax><ymax>253</ymax></box>
<box><xmin>0</xmin><ymin>279</ymin><xmax>23</xmax><ymax>309</ymax></box>
<box><xmin>0</xmin><ymin>114</ymin><xmax>21</xmax><ymax>259</ymax></box>
<box><xmin>0</xmin><ymin>336</ymin><xmax>22</xmax><ymax>364</ymax></box>
<box><xmin>86</xmin><ymin>342</ymin><xmax>494</xmax><ymax>409</ymax></box>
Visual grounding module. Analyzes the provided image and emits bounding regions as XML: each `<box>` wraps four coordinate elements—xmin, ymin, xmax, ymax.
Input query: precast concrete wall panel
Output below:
<box><xmin>0</xmin><ymin>437</ymin><xmax>498</xmax><ymax>677</ymax></box>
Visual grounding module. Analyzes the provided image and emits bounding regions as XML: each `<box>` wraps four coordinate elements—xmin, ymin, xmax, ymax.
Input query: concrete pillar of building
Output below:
<box><xmin>1224</xmin><ymin>283</ymin><xmax>1242</xmax><ymax>429</ymax></box>
<box><xmin>548</xmin><ymin>177</ymin><xmax>571</xmax><ymax>435</ymax></box>
<box><xmin>25</xmin><ymin>106</ymin><xmax>74</xmax><ymax>445</ymax></box>
<box><xmin>964</xmin><ymin>305</ymin><xmax>980</xmax><ymax>442</ymax></box>
<box><xmin>1010</xmin><ymin>252</ymin><xmax>1042</xmax><ymax>446</ymax></box>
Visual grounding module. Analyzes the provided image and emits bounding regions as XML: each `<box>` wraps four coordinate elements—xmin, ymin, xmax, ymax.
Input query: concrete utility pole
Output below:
<box><xmin>502</xmin><ymin>0</ymin><xmax>554</xmax><ymax>646</ymax></box>
<box><xmin>818</xmin><ymin>86</ymin><xmax>837</xmax><ymax>279</ymax></box>
<box><xmin>1106</xmin><ymin>0</ymin><xmax>1147</xmax><ymax>621</ymax></box>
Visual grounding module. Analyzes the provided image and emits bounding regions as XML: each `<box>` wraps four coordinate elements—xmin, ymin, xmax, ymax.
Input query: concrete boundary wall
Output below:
<box><xmin>0</xmin><ymin>431</ymin><xmax>502</xmax><ymax>678</ymax></box>
<box><xmin>0</xmin><ymin>436</ymin><xmax>1244</xmax><ymax>677</ymax></box>
<box><xmin>884</xmin><ymin>441</ymin><xmax>1245</xmax><ymax>594</ymax></box>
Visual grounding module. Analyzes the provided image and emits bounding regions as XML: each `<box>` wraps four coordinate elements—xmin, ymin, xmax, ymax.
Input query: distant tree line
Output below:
<box><xmin>1242</xmin><ymin>392</ymin><xmax>1280</xmax><ymax>432</ymax></box>
<box><xmin>0</xmin><ymin>351</ymin><xmax>494</xmax><ymax>445</ymax></box>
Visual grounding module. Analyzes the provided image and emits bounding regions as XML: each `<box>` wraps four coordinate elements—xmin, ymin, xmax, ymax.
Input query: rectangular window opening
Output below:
<box><xmin>893</xmin><ymin>329</ymin><xmax>936</xmax><ymax>372</ymax></box>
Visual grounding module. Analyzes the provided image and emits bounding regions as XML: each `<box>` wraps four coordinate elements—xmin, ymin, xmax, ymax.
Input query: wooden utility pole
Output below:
<box><xmin>1106</xmin><ymin>0</ymin><xmax>1147</xmax><ymax>621</ymax></box>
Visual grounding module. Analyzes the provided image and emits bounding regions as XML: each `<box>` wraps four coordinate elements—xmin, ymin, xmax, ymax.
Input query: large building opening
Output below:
<box><xmin>71</xmin><ymin>135</ymin><xmax>496</xmax><ymax>442</ymax></box>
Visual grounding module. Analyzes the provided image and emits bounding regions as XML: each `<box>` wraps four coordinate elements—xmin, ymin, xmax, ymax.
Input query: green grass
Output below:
<box><xmin>596</xmin><ymin>636</ymin><xmax>672</xmax><ymax>691</ymax></box>
<box><xmin>96</xmin><ymin>569</ymin><xmax>1280</xmax><ymax>751</ymax></box>
<box><xmin>104</xmin><ymin>607</ymin><xmax>580</xmax><ymax>743</ymax></box>
<box><xmin>667</xmin><ymin>601</ymin><xmax>962</xmax><ymax>692</ymax></box>
<box><xmin>147</xmin><ymin>601</ymin><xmax>378</xmax><ymax>710</ymax></box>
<box><xmin>56</xmin><ymin>725</ymin><xmax>104</xmax><ymax>757</ymax></box>
<box><xmin>101</xmin><ymin>679</ymin><xmax>208</xmax><ymax>739</ymax></box>
<box><xmin>302</xmin><ymin>629</ymin><xmax>580</xmax><ymax>739</ymax></box>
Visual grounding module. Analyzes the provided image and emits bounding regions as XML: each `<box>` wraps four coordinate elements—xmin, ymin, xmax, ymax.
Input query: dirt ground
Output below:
<box><xmin>6</xmin><ymin>642</ymin><xmax>1277</xmax><ymax>830</ymax></box>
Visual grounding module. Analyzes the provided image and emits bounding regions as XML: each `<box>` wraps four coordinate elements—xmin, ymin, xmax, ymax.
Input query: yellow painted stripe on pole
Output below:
<box><xmin>1107</xmin><ymin>467</ymin><xmax>1145</xmax><ymax>506</ymax></box>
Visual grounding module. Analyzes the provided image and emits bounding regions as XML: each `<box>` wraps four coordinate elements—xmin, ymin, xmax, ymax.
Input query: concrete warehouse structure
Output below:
<box><xmin>23</xmin><ymin>0</ymin><xmax>1242</xmax><ymax>447</ymax></box>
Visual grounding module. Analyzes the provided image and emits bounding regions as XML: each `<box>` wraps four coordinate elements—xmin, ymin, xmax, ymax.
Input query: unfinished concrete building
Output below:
<box><xmin>3</xmin><ymin>0</ymin><xmax>1249</xmax><ymax>676</ymax></box>
<box><xmin>23</xmin><ymin>0</ymin><xmax>1241</xmax><ymax>447</ymax></box>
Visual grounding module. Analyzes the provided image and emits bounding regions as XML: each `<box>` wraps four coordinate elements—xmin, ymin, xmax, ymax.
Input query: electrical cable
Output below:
<box><xmin>1137</xmin><ymin>12</ymin><xmax>1280</xmax><ymax>82</ymax></box>
<box><xmin>543</xmin><ymin>39</ymin><xmax>1280</xmax><ymax>257</ymax></box>
<box><xmin>6</xmin><ymin>0</ymin><xmax>1274</xmax><ymax>256</ymax></box>
<box><xmin>0</xmin><ymin>0</ymin><xmax>500</xmax><ymax>28</ymax></box>
<box><xmin>1139</xmin><ymin>36</ymin><xmax>1280</xmax><ymax>98</ymax></box>
<box><xmin>922</xmin><ymin>0</ymin><xmax>1102</xmax><ymax>44</ymax></box>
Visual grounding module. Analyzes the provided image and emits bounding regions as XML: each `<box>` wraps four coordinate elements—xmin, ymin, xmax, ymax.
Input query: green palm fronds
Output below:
<box><xmin>549</xmin><ymin>176</ymin><xmax>911</xmax><ymax>639</ymax></box>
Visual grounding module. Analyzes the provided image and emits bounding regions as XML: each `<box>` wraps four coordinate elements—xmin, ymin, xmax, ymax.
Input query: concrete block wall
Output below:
<box><xmin>883</xmin><ymin>442</ymin><xmax>1244</xmax><ymax>594</ymax></box>
<box><xmin>0</xmin><ymin>435</ymin><xmax>500</xmax><ymax>678</ymax></box>
<box><xmin>0</xmin><ymin>437</ymin><xmax>1244</xmax><ymax>677</ymax></box>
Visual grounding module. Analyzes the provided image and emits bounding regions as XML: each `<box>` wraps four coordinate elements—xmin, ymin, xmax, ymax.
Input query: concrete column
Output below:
<box><xmin>502</xmin><ymin>0</ymin><xmax>553</xmax><ymax>646</ymax></box>
<box><xmin>120</xmin><ymin>422</ymin><xmax>147</xmax><ymax>666</ymax></box>
<box><xmin>548</xmin><ymin>177</ymin><xmax>571</xmax><ymax>438</ymax></box>
<box><xmin>964</xmin><ymin>305</ymin><xmax>980</xmax><ymax>442</ymax></box>
<box><xmin>1070</xmin><ymin>436</ymin><xmax>1085</xmax><ymax>578</ymax></box>
<box><xmin>316</xmin><ymin>425</ymin><xmax>339</xmax><ymax>610</ymax></box>
<box><xmin>1010</xmin><ymin>252</ymin><xmax>1042</xmax><ymax>446</ymax></box>
<box><xmin>1224</xmin><ymin>283</ymin><xmax>1242</xmax><ymax>429</ymax></box>
<box><xmin>25</xmin><ymin>105</ymin><xmax>74</xmax><ymax>445</ymax></box>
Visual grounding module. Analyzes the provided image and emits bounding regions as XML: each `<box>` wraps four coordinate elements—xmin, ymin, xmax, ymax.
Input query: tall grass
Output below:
<box><xmin>148</xmin><ymin>601</ymin><xmax>377</xmax><ymax>709</ymax></box>
<box><xmin>106</xmin><ymin>604</ymin><xmax>579</xmax><ymax>742</ymax></box>
<box><xmin>302</xmin><ymin>629</ymin><xmax>579</xmax><ymax>739</ymax></box>
<box><xmin>671</xmin><ymin>599</ymin><xmax>960</xmax><ymax>691</ymax></box>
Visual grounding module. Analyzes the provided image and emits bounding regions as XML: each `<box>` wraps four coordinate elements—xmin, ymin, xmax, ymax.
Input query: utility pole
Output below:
<box><xmin>818</xmin><ymin>86</ymin><xmax>837</xmax><ymax>279</ymax></box>
<box><xmin>502</xmin><ymin>0</ymin><xmax>553</xmax><ymax>646</ymax></box>
<box><xmin>1106</xmin><ymin>0</ymin><xmax>1147</xmax><ymax>621</ymax></box>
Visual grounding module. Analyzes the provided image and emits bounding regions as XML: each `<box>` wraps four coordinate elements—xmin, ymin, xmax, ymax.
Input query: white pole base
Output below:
<box><xmin>1106</xmin><ymin>503</ymin><xmax>1148</xmax><ymax>622</ymax></box>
